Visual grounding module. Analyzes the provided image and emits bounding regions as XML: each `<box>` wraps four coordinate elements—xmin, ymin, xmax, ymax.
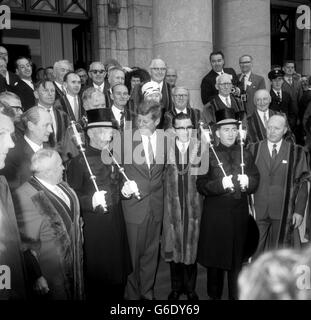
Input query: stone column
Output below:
<box><xmin>152</xmin><ymin>0</ymin><xmax>213</xmax><ymax>109</ymax></box>
<box><xmin>215</xmin><ymin>0</ymin><xmax>271</xmax><ymax>84</ymax></box>
<box><xmin>302</xmin><ymin>29</ymin><xmax>311</xmax><ymax>76</ymax></box>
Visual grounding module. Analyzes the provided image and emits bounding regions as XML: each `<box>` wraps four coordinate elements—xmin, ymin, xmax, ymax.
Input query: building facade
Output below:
<box><xmin>0</xmin><ymin>0</ymin><xmax>309</xmax><ymax>108</ymax></box>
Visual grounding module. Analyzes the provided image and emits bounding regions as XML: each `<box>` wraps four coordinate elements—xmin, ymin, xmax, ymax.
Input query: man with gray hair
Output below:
<box><xmin>165</xmin><ymin>67</ymin><xmax>178</xmax><ymax>88</ymax></box>
<box><xmin>53</xmin><ymin>60</ymin><xmax>73</xmax><ymax>99</ymax></box>
<box><xmin>202</xmin><ymin>73</ymin><xmax>245</xmax><ymax>125</ymax></box>
<box><xmin>13</xmin><ymin>148</ymin><xmax>84</xmax><ymax>300</ymax></box>
<box><xmin>0</xmin><ymin>106</ymin><xmax>53</xmax><ymax>190</ymax></box>
<box><xmin>164</xmin><ymin>86</ymin><xmax>201</xmax><ymax>130</ymax></box>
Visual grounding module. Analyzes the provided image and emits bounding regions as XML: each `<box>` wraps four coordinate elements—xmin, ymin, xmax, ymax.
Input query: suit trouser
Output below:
<box><xmin>254</xmin><ymin>218</ymin><xmax>281</xmax><ymax>259</ymax></box>
<box><xmin>125</xmin><ymin>214</ymin><xmax>162</xmax><ymax>300</ymax></box>
<box><xmin>207</xmin><ymin>267</ymin><xmax>240</xmax><ymax>300</ymax></box>
<box><xmin>170</xmin><ymin>262</ymin><xmax>197</xmax><ymax>294</ymax></box>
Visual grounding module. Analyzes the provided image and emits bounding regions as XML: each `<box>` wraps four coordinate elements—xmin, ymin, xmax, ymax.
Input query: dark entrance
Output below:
<box><xmin>271</xmin><ymin>6</ymin><xmax>296</xmax><ymax>67</ymax></box>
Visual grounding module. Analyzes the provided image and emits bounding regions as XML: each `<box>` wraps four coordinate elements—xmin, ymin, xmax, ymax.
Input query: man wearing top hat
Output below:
<box><xmin>268</xmin><ymin>69</ymin><xmax>297</xmax><ymax>133</ymax></box>
<box><xmin>67</xmin><ymin>108</ymin><xmax>132</xmax><ymax>300</ymax></box>
<box><xmin>196</xmin><ymin>108</ymin><xmax>259</xmax><ymax>300</ymax></box>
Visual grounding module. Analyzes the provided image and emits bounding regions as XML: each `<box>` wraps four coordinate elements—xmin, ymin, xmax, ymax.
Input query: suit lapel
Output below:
<box><xmin>271</xmin><ymin>140</ymin><xmax>288</xmax><ymax>172</ymax></box>
<box><xmin>260</xmin><ymin>141</ymin><xmax>271</xmax><ymax>171</ymax></box>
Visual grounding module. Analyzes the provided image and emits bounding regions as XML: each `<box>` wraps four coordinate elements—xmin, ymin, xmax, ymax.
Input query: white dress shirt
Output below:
<box><xmin>66</xmin><ymin>94</ymin><xmax>79</xmax><ymax>119</ymax></box>
<box><xmin>240</xmin><ymin>71</ymin><xmax>251</xmax><ymax>91</ymax></box>
<box><xmin>141</xmin><ymin>131</ymin><xmax>157</xmax><ymax>168</ymax></box>
<box><xmin>175</xmin><ymin>108</ymin><xmax>187</xmax><ymax>115</ymax></box>
<box><xmin>93</xmin><ymin>82</ymin><xmax>105</xmax><ymax>93</ymax></box>
<box><xmin>22</xmin><ymin>79</ymin><xmax>34</xmax><ymax>90</ymax></box>
<box><xmin>257</xmin><ymin>109</ymin><xmax>269</xmax><ymax>127</ymax></box>
<box><xmin>5</xmin><ymin>71</ymin><xmax>10</xmax><ymax>85</ymax></box>
<box><xmin>219</xmin><ymin>94</ymin><xmax>231</xmax><ymax>107</ymax></box>
<box><xmin>36</xmin><ymin>177</ymin><xmax>71</xmax><ymax>209</ymax></box>
<box><xmin>158</xmin><ymin>81</ymin><xmax>163</xmax><ymax>93</ymax></box>
<box><xmin>272</xmin><ymin>89</ymin><xmax>282</xmax><ymax>100</ymax></box>
<box><xmin>24</xmin><ymin>135</ymin><xmax>42</xmax><ymax>153</ymax></box>
<box><xmin>38</xmin><ymin>104</ymin><xmax>57</xmax><ymax>138</ymax></box>
<box><xmin>111</xmin><ymin>105</ymin><xmax>124</xmax><ymax>126</ymax></box>
<box><xmin>267</xmin><ymin>140</ymin><xmax>283</xmax><ymax>157</ymax></box>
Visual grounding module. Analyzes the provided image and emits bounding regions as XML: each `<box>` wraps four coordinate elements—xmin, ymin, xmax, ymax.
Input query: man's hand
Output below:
<box><xmin>92</xmin><ymin>191</ymin><xmax>107</xmax><ymax>211</ymax></box>
<box><xmin>122</xmin><ymin>181</ymin><xmax>140</xmax><ymax>198</ymax></box>
<box><xmin>237</xmin><ymin>174</ymin><xmax>249</xmax><ymax>189</ymax></box>
<box><xmin>292</xmin><ymin>213</ymin><xmax>303</xmax><ymax>229</ymax></box>
<box><xmin>222</xmin><ymin>175</ymin><xmax>234</xmax><ymax>191</ymax></box>
<box><xmin>34</xmin><ymin>276</ymin><xmax>49</xmax><ymax>296</ymax></box>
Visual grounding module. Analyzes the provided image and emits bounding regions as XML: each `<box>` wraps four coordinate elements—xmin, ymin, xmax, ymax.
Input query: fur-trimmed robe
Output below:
<box><xmin>13</xmin><ymin>177</ymin><xmax>84</xmax><ymax>300</ymax></box>
<box><xmin>162</xmin><ymin>138</ymin><xmax>204</xmax><ymax>265</ymax></box>
<box><xmin>249</xmin><ymin>140</ymin><xmax>311</xmax><ymax>247</ymax></box>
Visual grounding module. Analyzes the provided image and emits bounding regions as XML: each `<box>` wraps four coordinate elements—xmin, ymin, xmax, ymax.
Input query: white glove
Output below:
<box><xmin>237</xmin><ymin>174</ymin><xmax>249</xmax><ymax>189</ymax></box>
<box><xmin>222</xmin><ymin>175</ymin><xmax>234</xmax><ymax>190</ymax></box>
<box><xmin>92</xmin><ymin>191</ymin><xmax>107</xmax><ymax>211</ymax></box>
<box><xmin>202</xmin><ymin>129</ymin><xmax>211</xmax><ymax>144</ymax></box>
<box><xmin>239</xmin><ymin>129</ymin><xmax>247</xmax><ymax>141</ymax></box>
<box><xmin>122</xmin><ymin>181</ymin><xmax>140</xmax><ymax>198</ymax></box>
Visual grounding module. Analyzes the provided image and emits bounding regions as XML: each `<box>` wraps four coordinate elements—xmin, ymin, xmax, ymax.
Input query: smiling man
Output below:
<box><xmin>249</xmin><ymin>114</ymin><xmax>310</xmax><ymax>257</ymax></box>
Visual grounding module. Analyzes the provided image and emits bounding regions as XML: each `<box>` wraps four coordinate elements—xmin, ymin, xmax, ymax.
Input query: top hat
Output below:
<box><xmin>268</xmin><ymin>69</ymin><xmax>285</xmax><ymax>80</ymax></box>
<box><xmin>215</xmin><ymin>108</ymin><xmax>239</xmax><ymax>126</ymax></box>
<box><xmin>86</xmin><ymin>108</ymin><xmax>118</xmax><ymax>130</ymax></box>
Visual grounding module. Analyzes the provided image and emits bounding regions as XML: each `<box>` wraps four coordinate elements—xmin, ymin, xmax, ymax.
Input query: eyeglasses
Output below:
<box><xmin>219</xmin><ymin>83</ymin><xmax>232</xmax><ymax>87</ymax></box>
<box><xmin>114</xmin><ymin>92</ymin><xmax>129</xmax><ymax>97</ymax></box>
<box><xmin>174</xmin><ymin>126</ymin><xmax>193</xmax><ymax>131</ymax></box>
<box><xmin>174</xmin><ymin>94</ymin><xmax>188</xmax><ymax>98</ymax></box>
<box><xmin>239</xmin><ymin>61</ymin><xmax>252</xmax><ymax>64</ymax></box>
<box><xmin>151</xmin><ymin>68</ymin><xmax>166</xmax><ymax>72</ymax></box>
<box><xmin>90</xmin><ymin>70</ymin><xmax>106</xmax><ymax>74</ymax></box>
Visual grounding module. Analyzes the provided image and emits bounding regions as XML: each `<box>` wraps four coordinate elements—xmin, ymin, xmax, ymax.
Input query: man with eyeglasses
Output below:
<box><xmin>12</xmin><ymin>57</ymin><xmax>36</xmax><ymax>112</ymax></box>
<box><xmin>53</xmin><ymin>60</ymin><xmax>74</xmax><ymax>100</ymax></box>
<box><xmin>202</xmin><ymin>73</ymin><xmax>245</xmax><ymax>126</ymax></box>
<box><xmin>149</xmin><ymin>58</ymin><xmax>173</xmax><ymax>128</ymax></box>
<box><xmin>164</xmin><ymin>87</ymin><xmax>201</xmax><ymax>131</ymax></box>
<box><xmin>237</xmin><ymin>55</ymin><xmax>266</xmax><ymax>116</ymax></box>
<box><xmin>106</xmin><ymin>67</ymin><xmax>126</xmax><ymax>108</ymax></box>
<box><xmin>165</xmin><ymin>68</ymin><xmax>178</xmax><ymax>89</ymax></box>
<box><xmin>162</xmin><ymin>112</ymin><xmax>203</xmax><ymax>301</ymax></box>
<box><xmin>201</xmin><ymin>51</ymin><xmax>238</xmax><ymax>105</ymax></box>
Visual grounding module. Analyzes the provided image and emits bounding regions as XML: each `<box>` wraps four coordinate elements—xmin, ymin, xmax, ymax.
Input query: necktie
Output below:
<box><xmin>272</xmin><ymin>144</ymin><xmax>277</xmax><ymax>159</ymax></box>
<box><xmin>120</xmin><ymin>111</ymin><xmax>125</xmax><ymax>131</ymax></box>
<box><xmin>263</xmin><ymin>112</ymin><xmax>268</xmax><ymax>128</ymax></box>
<box><xmin>74</xmin><ymin>96</ymin><xmax>79</xmax><ymax>120</ymax></box>
<box><xmin>225</xmin><ymin>97</ymin><xmax>231</xmax><ymax>108</ymax></box>
<box><xmin>48</xmin><ymin>108</ymin><xmax>57</xmax><ymax>144</ymax></box>
<box><xmin>288</xmin><ymin>78</ymin><xmax>292</xmax><ymax>86</ymax></box>
<box><xmin>277</xmin><ymin>91</ymin><xmax>282</xmax><ymax>102</ymax></box>
<box><xmin>147</xmin><ymin>137</ymin><xmax>154</xmax><ymax>169</ymax></box>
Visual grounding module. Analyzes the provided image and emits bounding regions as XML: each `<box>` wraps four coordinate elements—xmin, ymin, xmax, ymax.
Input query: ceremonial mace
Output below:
<box><xmin>199</xmin><ymin>121</ymin><xmax>235</xmax><ymax>193</ymax></box>
<box><xmin>104</xmin><ymin>147</ymin><xmax>141</xmax><ymax>200</ymax></box>
<box><xmin>69</xmin><ymin>121</ymin><xmax>108</xmax><ymax>213</ymax></box>
<box><xmin>238</xmin><ymin>121</ymin><xmax>247</xmax><ymax>192</ymax></box>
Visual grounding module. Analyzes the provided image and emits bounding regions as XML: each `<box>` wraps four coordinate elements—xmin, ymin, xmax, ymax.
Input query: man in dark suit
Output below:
<box><xmin>149</xmin><ymin>58</ymin><xmax>173</xmax><ymax>127</ymax></box>
<box><xmin>237</xmin><ymin>54</ymin><xmax>266</xmax><ymax>115</ymax></box>
<box><xmin>0</xmin><ymin>46</ymin><xmax>20</xmax><ymax>88</ymax></box>
<box><xmin>164</xmin><ymin>86</ymin><xmax>201</xmax><ymax>130</ymax></box>
<box><xmin>269</xmin><ymin>69</ymin><xmax>297</xmax><ymax>132</ymax></box>
<box><xmin>53</xmin><ymin>60</ymin><xmax>73</xmax><ymax>100</ymax></box>
<box><xmin>110</xmin><ymin>83</ymin><xmax>134</xmax><ymax>131</ymax></box>
<box><xmin>249</xmin><ymin>114</ymin><xmax>310</xmax><ymax>257</ymax></box>
<box><xmin>202</xmin><ymin>73</ymin><xmax>245</xmax><ymax>126</ymax></box>
<box><xmin>12</xmin><ymin>57</ymin><xmax>36</xmax><ymax>111</ymax></box>
<box><xmin>57</xmin><ymin>72</ymin><xmax>84</xmax><ymax>122</ymax></box>
<box><xmin>121</xmin><ymin>101</ymin><xmax>167</xmax><ymax>300</ymax></box>
<box><xmin>0</xmin><ymin>106</ymin><xmax>53</xmax><ymax>190</ymax></box>
<box><xmin>0</xmin><ymin>103</ymin><xmax>27</xmax><ymax>300</ymax></box>
<box><xmin>201</xmin><ymin>51</ymin><xmax>238</xmax><ymax>105</ymax></box>
<box><xmin>34</xmin><ymin>80</ymin><xmax>70</xmax><ymax>150</ymax></box>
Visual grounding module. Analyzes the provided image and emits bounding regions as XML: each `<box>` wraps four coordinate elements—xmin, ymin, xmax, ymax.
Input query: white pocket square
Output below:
<box><xmin>282</xmin><ymin>160</ymin><xmax>288</xmax><ymax>164</ymax></box>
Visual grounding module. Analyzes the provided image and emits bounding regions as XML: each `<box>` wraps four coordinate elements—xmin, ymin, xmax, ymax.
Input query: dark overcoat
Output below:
<box><xmin>196</xmin><ymin>143</ymin><xmax>259</xmax><ymax>270</ymax></box>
